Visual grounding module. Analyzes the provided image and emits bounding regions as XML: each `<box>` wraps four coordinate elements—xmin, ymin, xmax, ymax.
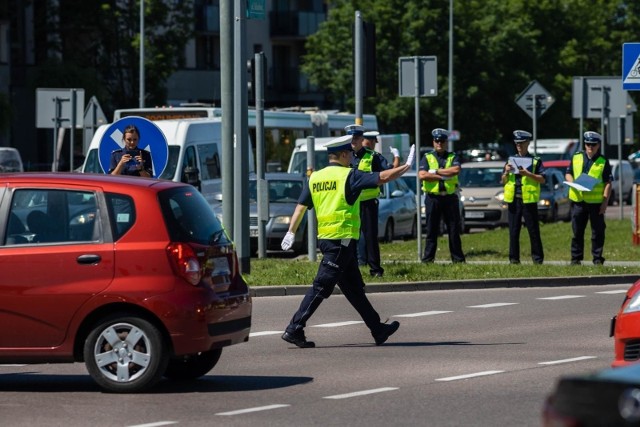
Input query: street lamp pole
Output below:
<box><xmin>139</xmin><ymin>0</ymin><xmax>145</xmax><ymax>108</ymax></box>
<box><xmin>447</xmin><ymin>0</ymin><xmax>454</xmax><ymax>152</ymax></box>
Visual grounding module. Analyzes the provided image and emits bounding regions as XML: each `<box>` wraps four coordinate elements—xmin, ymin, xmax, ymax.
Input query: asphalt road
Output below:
<box><xmin>0</xmin><ymin>282</ymin><xmax>631</xmax><ymax>426</ymax></box>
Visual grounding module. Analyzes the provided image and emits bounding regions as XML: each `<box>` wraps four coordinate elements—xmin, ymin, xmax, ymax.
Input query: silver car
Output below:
<box><xmin>458</xmin><ymin>161</ymin><xmax>508</xmax><ymax>231</ymax></box>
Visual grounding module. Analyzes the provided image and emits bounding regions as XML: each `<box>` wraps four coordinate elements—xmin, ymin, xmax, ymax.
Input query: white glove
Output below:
<box><xmin>281</xmin><ymin>231</ymin><xmax>295</xmax><ymax>251</ymax></box>
<box><xmin>405</xmin><ymin>145</ymin><xmax>416</xmax><ymax>167</ymax></box>
<box><xmin>390</xmin><ymin>147</ymin><xmax>400</xmax><ymax>158</ymax></box>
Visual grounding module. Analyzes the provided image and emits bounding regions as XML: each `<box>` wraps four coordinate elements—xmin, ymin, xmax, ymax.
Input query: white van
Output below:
<box><xmin>0</xmin><ymin>147</ymin><xmax>24</xmax><ymax>172</ymax></box>
<box><xmin>287</xmin><ymin>133</ymin><xmax>410</xmax><ymax>175</ymax></box>
<box><xmin>533</xmin><ymin>138</ymin><xmax>579</xmax><ymax>162</ymax></box>
<box><xmin>81</xmin><ymin>118</ymin><xmax>254</xmax><ymax>206</ymax></box>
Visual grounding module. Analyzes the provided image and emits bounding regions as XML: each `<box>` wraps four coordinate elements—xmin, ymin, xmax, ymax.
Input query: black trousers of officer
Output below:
<box><xmin>570</xmin><ymin>201</ymin><xmax>606</xmax><ymax>264</ymax></box>
<box><xmin>507</xmin><ymin>198</ymin><xmax>543</xmax><ymax>264</ymax></box>
<box><xmin>422</xmin><ymin>193</ymin><xmax>465</xmax><ymax>263</ymax></box>
<box><xmin>285</xmin><ymin>239</ymin><xmax>384</xmax><ymax>336</ymax></box>
<box><xmin>358</xmin><ymin>198</ymin><xmax>384</xmax><ymax>275</ymax></box>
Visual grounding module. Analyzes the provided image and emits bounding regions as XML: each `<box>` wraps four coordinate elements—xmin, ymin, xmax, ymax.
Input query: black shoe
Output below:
<box><xmin>570</xmin><ymin>260</ymin><xmax>581</xmax><ymax>265</ymax></box>
<box><xmin>282</xmin><ymin>330</ymin><xmax>315</xmax><ymax>348</ymax></box>
<box><xmin>370</xmin><ymin>271</ymin><xmax>384</xmax><ymax>278</ymax></box>
<box><xmin>373</xmin><ymin>321</ymin><xmax>400</xmax><ymax>346</ymax></box>
<box><xmin>593</xmin><ymin>259</ymin><xmax>604</xmax><ymax>265</ymax></box>
<box><xmin>509</xmin><ymin>259</ymin><xmax>520</xmax><ymax>265</ymax></box>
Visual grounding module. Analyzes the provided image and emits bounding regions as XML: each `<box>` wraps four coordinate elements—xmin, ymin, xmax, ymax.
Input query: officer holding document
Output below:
<box><xmin>564</xmin><ymin>131</ymin><xmax>612</xmax><ymax>265</ymax></box>
<box><xmin>501</xmin><ymin>130</ymin><xmax>545</xmax><ymax>264</ymax></box>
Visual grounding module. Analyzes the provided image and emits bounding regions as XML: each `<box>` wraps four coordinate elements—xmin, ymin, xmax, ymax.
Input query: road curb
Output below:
<box><xmin>249</xmin><ymin>274</ymin><xmax>640</xmax><ymax>297</ymax></box>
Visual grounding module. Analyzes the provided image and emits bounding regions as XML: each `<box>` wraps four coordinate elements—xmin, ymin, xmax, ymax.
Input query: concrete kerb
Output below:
<box><xmin>249</xmin><ymin>274</ymin><xmax>640</xmax><ymax>297</ymax></box>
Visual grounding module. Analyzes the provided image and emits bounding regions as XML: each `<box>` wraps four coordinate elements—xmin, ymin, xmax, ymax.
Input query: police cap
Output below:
<box><xmin>431</xmin><ymin>128</ymin><xmax>449</xmax><ymax>141</ymax></box>
<box><xmin>325</xmin><ymin>135</ymin><xmax>354</xmax><ymax>153</ymax></box>
<box><xmin>363</xmin><ymin>131</ymin><xmax>380</xmax><ymax>140</ymax></box>
<box><xmin>513</xmin><ymin>130</ymin><xmax>533</xmax><ymax>143</ymax></box>
<box><xmin>344</xmin><ymin>124</ymin><xmax>365</xmax><ymax>135</ymax></box>
<box><xmin>584</xmin><ymin>131</ymin><xmax>602</xmax><ymax>144</ymax></box>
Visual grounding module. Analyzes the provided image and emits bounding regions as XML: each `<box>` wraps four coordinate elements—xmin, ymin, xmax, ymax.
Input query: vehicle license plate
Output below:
<box><xmin>465</xmin><ymin>211</ymin><xmax>484</xmax><ymax>219</ymax></box>
<box><xmin>249</xmin><ymin>229</ymin><xmax>259</xmax><ymax>237</ymax></box>
<box><xmin>211</xmin><ymin>256</ymin><xmax>231</xmax><ymax>275</ymax></box>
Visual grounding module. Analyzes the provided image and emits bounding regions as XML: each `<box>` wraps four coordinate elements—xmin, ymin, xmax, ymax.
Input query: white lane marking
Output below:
<box><xmin>249</xmin><ymin>331</ymin><xmax>282</xmax><ymax>337</ymax></box>
<box><xmin>537</xmin><ymin>295</ymin><xmax>585</xmax><ymax>300</ymax></box>
<box><xmin>324</xmin><ymin>387</ymin><xmax>399</xmax><ymax>400</ymax></box>
<box><xmin>216</xmin><ymin>404</ymin><xmax>290</xmax><ymax>416</ymax></box>
<box><xmin>312</xmin><ymin>321</ymin><xmax>364</xmax><ymax>328</ymax></box>
<box><xmin>127</xmin><ymin>422</ymin><xmax>178</xmax><ymax>427</ymax></box>
<box><xmin>596</xmin><ymin>290</ymin><xmax>628</xmax><ymax>294</ymax></box>
<box><xmin>435</xmin><ymin>370</ymin><xmax>504</xmax><ymax>382</ymax></box>
<box><xmin>467</xmin><ymin>303</ymin><xmax>519</xmax><ymax>308</ymax></box>
<box><xmin>538</xmin><ymin>356</ymin><xmax>597</xmax><ymax>365</ymax></box>
<box><xmin>394</xmin><ymin>311</ymin><xmax>453</xmax><ymax>318</ymax></box>
<box><xmin>0</xmin><ymin>364</ymin><xmax>27</xmax><ymax>367</ymax></box>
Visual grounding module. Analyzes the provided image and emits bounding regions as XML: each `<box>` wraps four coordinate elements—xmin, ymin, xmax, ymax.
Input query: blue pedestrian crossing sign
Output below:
<box><xmin>623</xmin><ymin>43</ymin><xmax>640</xmax><ymax>90</ymax></box>
<box><xmin>98</xmin><ymin>116</ymin><xmax>168</xmax><ymax>178</ymax></box>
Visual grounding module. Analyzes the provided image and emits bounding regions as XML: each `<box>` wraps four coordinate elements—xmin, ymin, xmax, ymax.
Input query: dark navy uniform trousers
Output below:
<box><xmin>570</xmin><ymin>201</ymin><xmax>606</xmax><ymax>264</ymax></box>
<box><xmin>285</xmin><ymin>239</ymin><xmax>383</xmax><ymax>335</ymax></box>
<box><xmin>507</xmin><ymin>198</ymin><xmax>544</xmax><ymax>264</ymax></box>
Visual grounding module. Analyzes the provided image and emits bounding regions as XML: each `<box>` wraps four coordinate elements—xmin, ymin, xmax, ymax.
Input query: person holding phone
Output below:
<box><xmin>109</xmin><ymin>124</ymin><xmax>154</xmax><ymax>177</ymax></box>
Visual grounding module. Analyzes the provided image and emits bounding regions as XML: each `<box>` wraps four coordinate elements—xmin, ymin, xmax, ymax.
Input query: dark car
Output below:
<box><xmin>0</xmin><ymin>173</ymin><xmax>251</xmax><ymax>392</ymax></box>
<box><xmin>543</xmin><ymin>363</ymin><xmax>640</xmax><ymax>426</ymax></box>
<box><xmin>538</xmin><ymin>167</ymin><xmax>571</xmax><ymax>222</ymax></box>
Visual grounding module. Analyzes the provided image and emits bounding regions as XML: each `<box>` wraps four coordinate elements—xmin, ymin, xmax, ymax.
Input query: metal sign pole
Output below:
<box><xmin>256</xmin><ymin>52</ymin><xmax>266</xmax><ymax>259</ymax></box>
<box><xmin>532</xmin><ymin>96</ymin><xmax>538</xmax><ymax>155</ymax></box>
<box><xmin>70</xmin><ymin>89</ymin><xmax>76</xmax><ymax>171</ymax></box>
<box><xmin>414</xmin><ymin>57</ymin><xmax>422</xmax><ymax>261</ymax></box>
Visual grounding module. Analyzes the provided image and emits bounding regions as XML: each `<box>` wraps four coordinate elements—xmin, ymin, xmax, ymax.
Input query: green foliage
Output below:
<box><xmin>33</xmin><ymin>0</ymin><xmax>194</xmax><ymax>114</ymax></box>
<box><xmin>244</xmin><ymin>219</ymin><xmax>640</xmax><ymax>286</ymax></box>
<box><xmin>303</xmin><ymin>0</ymin><xmax>640</xmax><ymax>149</ymax></box>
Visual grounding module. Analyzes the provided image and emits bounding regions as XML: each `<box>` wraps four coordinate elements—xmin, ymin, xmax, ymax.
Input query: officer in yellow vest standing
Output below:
<box><xmin>419</xmin><ymin>128</ymin><xmax>466</xmax><ymax>263</ymax></box>
<box><xmin>565</xmin><ymin>131</ymin><xmax>612</xmax><ymax>265</ymax></box>
<box><xmin>347</xmin><ymin>125</ymin><xmax>397</xmax><ymax>277</ymax></box>
<box><xmin>279</xmin><ymin>135</ymin><xmax>415</xmax><ymax>348</ymax></box>
<box><xmin>501</xmin><ymin>130</ymin><xmax>545</xmax><ymax>264</ymax></box>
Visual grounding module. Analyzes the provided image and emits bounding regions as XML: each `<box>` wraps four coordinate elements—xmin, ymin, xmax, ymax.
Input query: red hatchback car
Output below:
<box><xmin>611</xmin><ymin>279</ymin><xmax>640</xmax><ymax>367</ymax></box>
<box><xmin>0</xmin><ymin>173</ymin><xmax>251</xmax><ymax>392</ymax></box>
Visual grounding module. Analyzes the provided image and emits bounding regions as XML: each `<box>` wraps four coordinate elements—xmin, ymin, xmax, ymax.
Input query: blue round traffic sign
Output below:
<box><xmin>98</xmin><ymin>116</ymin><xmax>168</xmax><ymax>178</ymax></box>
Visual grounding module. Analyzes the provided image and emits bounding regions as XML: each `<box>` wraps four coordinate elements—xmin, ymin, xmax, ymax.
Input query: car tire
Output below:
<box><xmin>83</xmin><ymin>314</ymin><xmax>168</xmax><ymax>393</ymax></box>
<box><xmin>164</xmin><ymin>349</ymin><xmax>222</xmax><ymax>380</ymax></box>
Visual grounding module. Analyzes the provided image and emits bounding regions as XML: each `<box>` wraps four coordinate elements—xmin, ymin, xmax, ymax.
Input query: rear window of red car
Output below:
<box><xmin>158</xmin><ymin>187</ymin><xmax>229</xmax><ymax>245</ymax></box>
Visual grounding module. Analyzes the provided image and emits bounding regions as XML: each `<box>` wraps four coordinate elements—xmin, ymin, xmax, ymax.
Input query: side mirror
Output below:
<box><xmin>183</xmin><ymin>166</ymin><xmax>201</xmax><ymax>191</ymax></box>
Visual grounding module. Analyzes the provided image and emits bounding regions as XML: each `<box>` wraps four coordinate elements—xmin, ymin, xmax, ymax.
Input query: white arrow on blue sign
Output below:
<box><xmin>98</xmin><ymin>116</ymin><xmax>168</xmax><ymax>178</ymax></box>
<box><xmin>622</xmin><ymin>43</ymin><xmax>640</xmax><ymax>90</ymax></box>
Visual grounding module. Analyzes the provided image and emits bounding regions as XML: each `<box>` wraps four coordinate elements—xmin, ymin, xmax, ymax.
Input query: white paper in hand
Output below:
<box><xmin>405</xmin><ymin>145</ymin><xmax>416</xmax><ymax>167</ymax></box>
<box><xmin>389</xmin><ymin>147</ymin><xmax>400</xmax><ymax>158</ymax></box>
<box><xmin>281</xmin><ymin>231</ymin><xmax>295</xmax><ymax>251</ymax></box>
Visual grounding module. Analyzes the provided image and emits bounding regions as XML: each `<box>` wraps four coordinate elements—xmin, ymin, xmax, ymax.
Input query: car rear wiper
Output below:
<box><xmin>208</xmin><ymin>229</ymin><xmax>227</xmax><ymax>244</ymax></box>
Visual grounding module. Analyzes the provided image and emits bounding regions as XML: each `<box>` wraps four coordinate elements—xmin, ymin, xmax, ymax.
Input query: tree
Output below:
<box><xmin>302</xmin><ymin>0</ymin><xmax>638</xmax><ymax>150</ymax></box>
<box><xmin>34</xmin><ymin>0</ymin><xmax>194</xmax><ymax>115</ymax></box>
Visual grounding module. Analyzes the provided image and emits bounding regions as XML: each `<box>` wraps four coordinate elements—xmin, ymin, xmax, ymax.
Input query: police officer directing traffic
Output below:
<box><xmin>280</xmin><ymin>135</ymin><xmax>416</xmax><ymax>348</ymax></box>
<box><xmin>501</xmin><ymin>130</ymin><xmax>545</xmax><ymax>264</ymax></box>
<box><xmin>565</xmin><ymin>131</ymin><xmax>612</xmax><ymax>265</ymax></box>
<box><xmin>347</xmin><ymin>125</ymin><xmax>394</xmax><ymax>277</ymax></box>
<box><xmin>419</xmin><ymin>128</ymin><xmax>465</xmax><ymax>263</ymax></box>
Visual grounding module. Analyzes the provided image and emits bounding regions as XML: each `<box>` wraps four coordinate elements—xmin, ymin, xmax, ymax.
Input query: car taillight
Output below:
<box><xmin>166</xmin><ymin>242</ymin><xmax>202</xmax><ymax>286</ymax></box>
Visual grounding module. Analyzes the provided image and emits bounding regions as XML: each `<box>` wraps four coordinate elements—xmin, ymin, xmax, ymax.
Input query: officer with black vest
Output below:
<box><xmin>501</xmin><ymin>130</ymin><xmax>545</xmax><ymax>264</ymax></box>
<box><xmin>346</xmin><ymin>125</ymin><xmax>393</xmax><ymax>277</ymax></box>
<box><xmin>565</xmin><ymin>131</ymin><xmax>612</xmax><ymax>265</ymax></box>
<box><xmin>419</xmin><ymin>128</ymin><xmax>465</xmax><ymax>263</ymax></box>
<box><xmin>279</xmin><ymin>135</ymin><xmax>415</xmax><ymax>348</ymax></box>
